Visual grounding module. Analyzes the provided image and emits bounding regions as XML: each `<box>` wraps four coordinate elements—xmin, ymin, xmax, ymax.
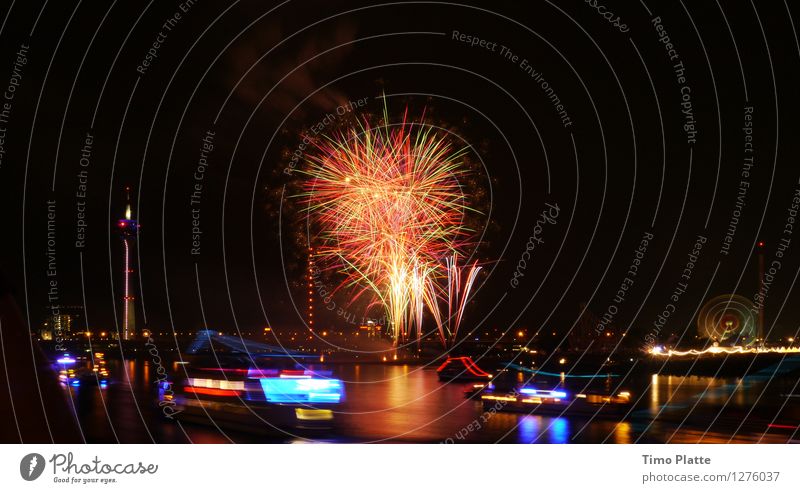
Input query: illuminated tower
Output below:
<box><xmin>756</xmin><ymin>240</ymin><xmax>765</xmax><ymax>344</ymax></box>
<box><xmin>116</xmin><ymin>187</ymin><xmax>139</xmax><ymax>341</ymax></box>
<box><xmin>307</xmin><ymin>247</ymin><xmax>316</xmax><ymax>331</ymax></box>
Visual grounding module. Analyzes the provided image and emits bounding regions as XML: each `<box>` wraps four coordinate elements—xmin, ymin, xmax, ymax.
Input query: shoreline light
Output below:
<box><xmin>649</xmin><ymin>345</ymin><xmax>800</xmax><ymax>356</ymax></box>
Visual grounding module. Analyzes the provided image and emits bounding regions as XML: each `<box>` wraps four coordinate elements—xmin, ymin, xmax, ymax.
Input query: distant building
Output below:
<box><xmin>40</xmin><ymin>305</ymin><xmax>84</xmax><ymax>341</ymax></box>
<box><xmin>568</xmin><ymin>302</ymin><xmax>626</xmax><ymax>353</ymax></box>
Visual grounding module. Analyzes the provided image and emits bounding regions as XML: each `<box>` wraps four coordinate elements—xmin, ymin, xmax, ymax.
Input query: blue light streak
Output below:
<box><xmin>259</xmin><ymin>378</ymin><xmax>343</xmax><ymax>403</ymax></box>
<box><xmin>519</xmin><ymin>388</ymin><xmax>567</xmax><ymax>399</ymax></box>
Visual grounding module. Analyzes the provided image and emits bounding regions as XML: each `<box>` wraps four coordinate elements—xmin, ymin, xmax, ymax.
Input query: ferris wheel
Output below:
<box><xmin>697</xmin><ymin>294</ymin><xmax>757</xmax><ymax>346</ymax></box>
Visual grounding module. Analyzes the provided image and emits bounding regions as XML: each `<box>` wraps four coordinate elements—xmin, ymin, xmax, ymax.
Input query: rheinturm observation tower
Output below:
<box><xmin>116</xmin><ymin>187</ymin><xmax>139</xmax><ymax>341</ymax></box>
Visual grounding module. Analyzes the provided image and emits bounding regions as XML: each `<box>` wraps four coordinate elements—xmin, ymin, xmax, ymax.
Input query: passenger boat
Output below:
<box><xmin>166</xmin><ymin>331</ymin><xmax>344</xmax><ymax>433</ymax></box>
<box><xmin>480</xmin><ymin>382</ymin><xmax>633</xmax><ymax>418</ymax></box>
<box><xmin>436</xmin><ymin>356</ymin><xmax>493</xmax><ymax>382</ymax></box>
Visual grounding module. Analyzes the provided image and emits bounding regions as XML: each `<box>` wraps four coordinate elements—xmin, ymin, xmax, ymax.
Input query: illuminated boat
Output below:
<box><xmin>91</xmin><ymin>352</ymin><xmax>110</xmax><ymax>382</ymax></box>
<box><xmin>436</xmin><ymin>356</ymin><xmax>493</xmax><ymax>382</ymax></box>
<box><xmin>168</xmin><ymin>331</ymin><xmax>344</xmax><ymax>432</ymax></box>
<box><xmin>54</xmin><ymin>353</ymin><xmax>109</xmax><ymax>389</ymax></box>
<box><xmin>55</xmin><ymin>353</ymin><xmax>79</xmax><ymax>387</ymax></box>
<box><xmin>480</xmin><ymin>383</ymin><xmax>632</xmax><ymax>417</ymax></box>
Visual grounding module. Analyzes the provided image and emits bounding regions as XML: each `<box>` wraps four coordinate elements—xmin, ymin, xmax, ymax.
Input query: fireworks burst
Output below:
<box><xmin>300</xmin><ymin>106</ymin><xmax>478</xmax><ymax>344</ymax></box>
<box><xmin>443</xmin><ymin>253</ymin><xmax>482</xmax><ymax>346</ymax></box>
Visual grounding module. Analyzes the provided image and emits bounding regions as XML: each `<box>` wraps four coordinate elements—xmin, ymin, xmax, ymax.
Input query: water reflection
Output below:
<box><xmin>613</xmin><ymin>421</ymin><xmax>632</xmax><ymax>444</ymax></box>
<box><xmin>650</xmin><ymin>374</ymin><xmax>659</xmax><ymax>412</ymax></box>
<box><xmin>518</xmin><ymin>415</ymin><xmax>541</xmax><ymax>443</ymax></box>
<box><xmin>548</xmin><ymin>417</ymin><xmax>569</xmax><ymax>444</ymax></box>
<box><xmin>59</xmin><ymin>360</ymin><xmax>798</xmax><ymax>443</ymax></box>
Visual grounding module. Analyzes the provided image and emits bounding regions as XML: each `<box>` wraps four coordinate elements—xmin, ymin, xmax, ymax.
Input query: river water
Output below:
<box><xmin>62</xmin><ymin>360</ymin><xmax>799</xmax><ymax>443</ymax></box>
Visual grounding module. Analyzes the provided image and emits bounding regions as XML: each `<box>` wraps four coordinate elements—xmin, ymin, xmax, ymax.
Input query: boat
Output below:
<box><xmin>54</xmin><ymin>352</ymin><xmax>109</xmax><ymax>388</ymax></box>
<box><xmin>480</xmin><ymin>382</ymin><xmax>633</xmax><ymax>418</ymax></box>
<box><xmin>436</xmin><ymin>356</ymin><xmax>493</xmax><ymax>382</ymax></box>
<box><xmin>476</xmin><ymin>368</ymin><xmax>633</xmax><ymax>417</ymax></box>
<box><xmin>166</xmin><ymin>331</ymin><xmax>344</xmax><ymax>433</ymax></box>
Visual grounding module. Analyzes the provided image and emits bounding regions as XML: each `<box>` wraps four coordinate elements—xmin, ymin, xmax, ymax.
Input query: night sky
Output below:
<box><xmin>1</xmin><ymin>0</ymin><xmax>799</xmax><ymax>346</ymax></box>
